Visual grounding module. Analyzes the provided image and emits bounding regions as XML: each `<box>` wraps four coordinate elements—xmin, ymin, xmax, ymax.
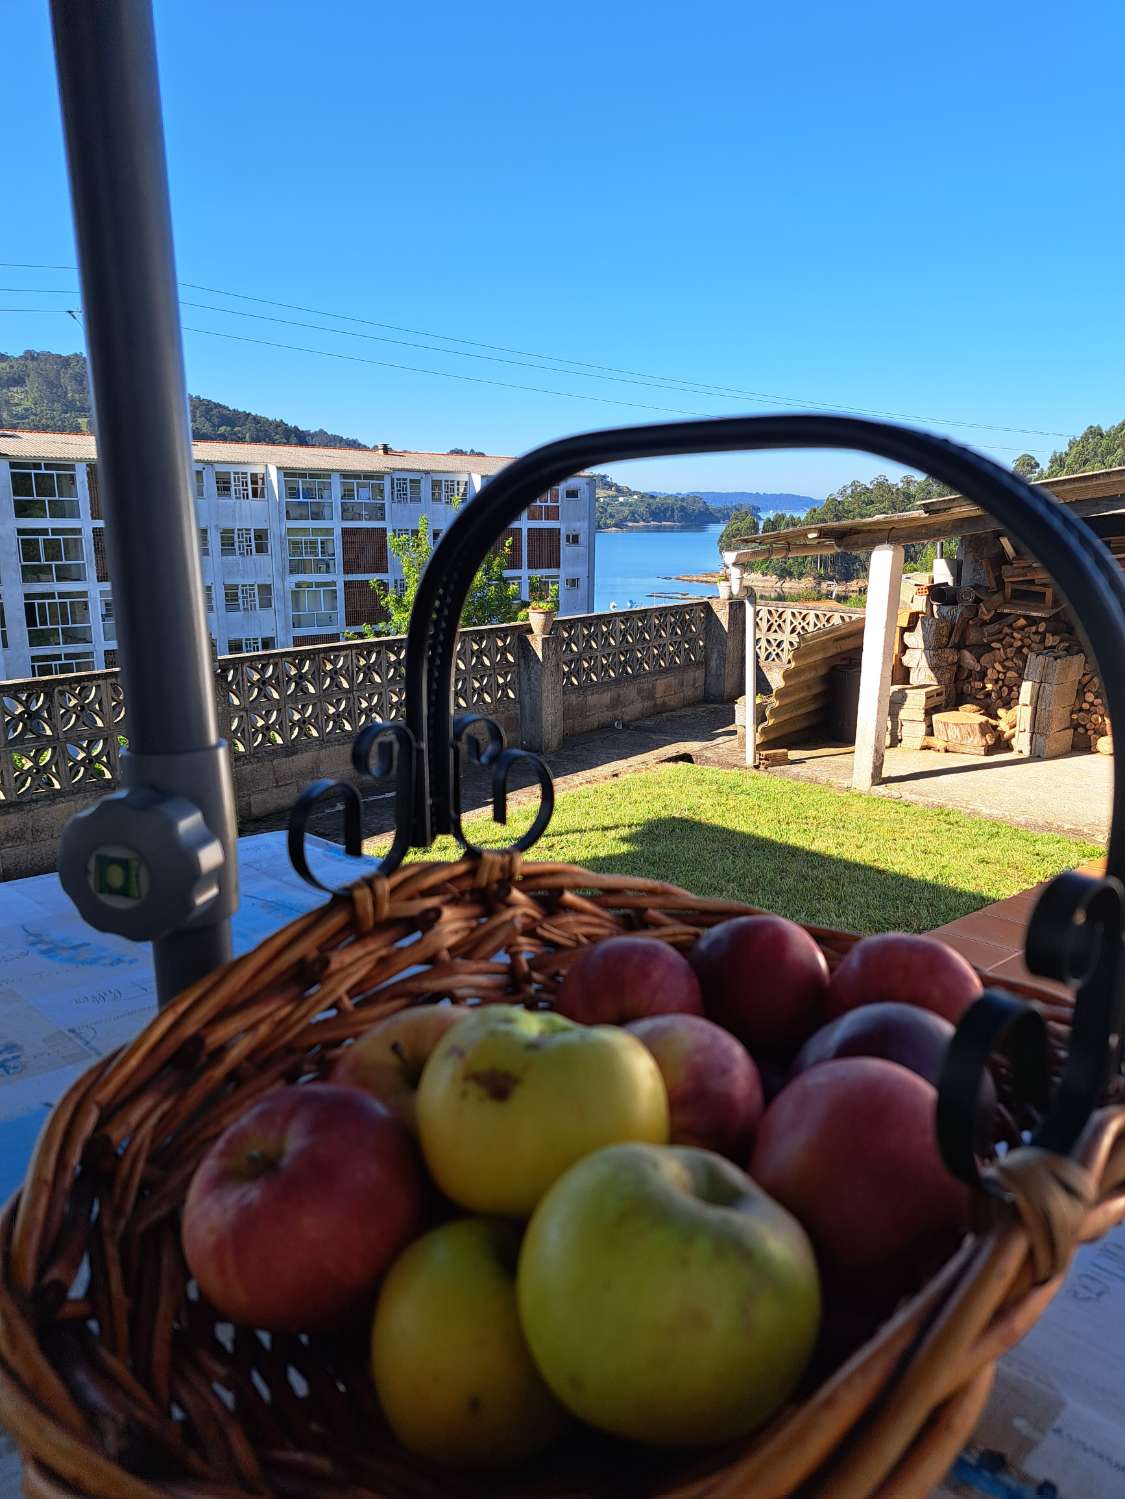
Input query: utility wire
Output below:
<box><xmin>0</xmin><ymin>259</ymin><xmax>1072</xmax><ymax>443</ymax></box>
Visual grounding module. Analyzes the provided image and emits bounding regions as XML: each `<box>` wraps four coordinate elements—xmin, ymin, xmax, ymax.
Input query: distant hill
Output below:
<box><xmin>0</xmin><ymin>349</ymin><xmax>370</xmax><ymax>449</ymax></box>
<box><xmin>661</xmin><ymin>490</ymin><xmax>819</xmax><ymax>514</ymax></box>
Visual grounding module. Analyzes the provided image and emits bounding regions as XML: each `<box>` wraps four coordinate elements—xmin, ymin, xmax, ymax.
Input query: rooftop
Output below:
<box><xmin>724</xmin><ymin>465</ymin><xmax>1125</xmax><ymax>563</ymax></box>
<box><xmin>0</xmin><ymin>429</ymin><xmax>514</xmax><ymax>475</ymax></box>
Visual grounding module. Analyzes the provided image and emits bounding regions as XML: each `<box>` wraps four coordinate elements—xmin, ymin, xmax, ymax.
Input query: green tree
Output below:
<box><xmin>1013</xmin><ymin>453</ymin><xmax>1042</xmax><ymax>479</ymax></box>
<box><xmin>366</xmin><ymin>512</ymin><xmax>522</xmax><ymax>635</ymax></box>
<box><xmin>717</xmin><ymin>508</ymin><xmax>760</xmax><ymax>553</ymax></box>
<box><xmin>1044</xmin><ymin>421</ymin><xmax>1125</xmax><ymax>478</ymax></box>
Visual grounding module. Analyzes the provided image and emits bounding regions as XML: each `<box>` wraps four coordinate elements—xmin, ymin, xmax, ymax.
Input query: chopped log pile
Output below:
<box><xmin>890</xmin><ymin>583</ymin><xmax>1111</xmax><ymax>758</ymax></box>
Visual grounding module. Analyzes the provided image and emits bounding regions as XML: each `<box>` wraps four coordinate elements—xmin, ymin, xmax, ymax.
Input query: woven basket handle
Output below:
<box><xmin>291</xmin><ymin>414</ymin><xmax>1125</xmax><ymax>1179</ymax></box>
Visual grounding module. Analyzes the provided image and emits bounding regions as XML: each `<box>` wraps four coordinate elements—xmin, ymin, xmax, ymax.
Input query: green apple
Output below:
<box><xmin>372</xmin><ymin>1217</ymin><xmax>567</xmax><ymax>1468</ymax></box>
<box><xmin>416</xmin><ymin>1005</ymin><xmax>669</xmax><ymax>1216</ymax></box>
<box><xmin>518</xmin><ymin>1143</ymin><xmax>821</xmax><ymax>1447</ymax></box>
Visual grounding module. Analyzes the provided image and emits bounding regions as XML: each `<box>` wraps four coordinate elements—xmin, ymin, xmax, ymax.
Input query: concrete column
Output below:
<box><xmin>518</xmin><ymin>630</ymin><xmax>563</xmax><ymax>752</ymax></box>
<box><xmin>852</xmin><ymin>544</ymin><xmax>905</xmax><ymax>791</ymax></box>
<box><xmin>704</xmin><ymin>597</ymin><xmax>745</xmax><ymax>702</ymax></box>
<box><xmin>744</xmin><ymin>588</ymin><xmax>758</xmax><ymax>767</ymax></box>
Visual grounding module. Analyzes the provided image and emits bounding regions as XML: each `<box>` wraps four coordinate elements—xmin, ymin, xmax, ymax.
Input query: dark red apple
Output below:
<box><xmin>625</xmin><ymin>1014</ymin><xmax>764</xmax><ymax>1158</ymax></box>
<box><xmin>182</xmin><ymin>1084</ymin><xmax>425</xmax><ymax>1332</ymax></box>
<box><xmin>689</xmin><ymin>915</ymin><xmax>830</xmax><ymax>1053</ymax></box>
<box><xmin>827</xmin><ymin>933</ymin><xmax>982</xmax><ymax>1025</ymax></box>
<box><xmin>554</xmin><ymin>936</ymin><xmax>704</xmax><ymax>1026</ymax></box>
<box><xmin>750</xmin><ymin>1058</ymin><xmax>971</xmax><ymax>1293</ymax></box>
<box><xmin>333</xmin><ymin>1004</ymin><xmax>470</xmax><ymax>1132</ymax></box>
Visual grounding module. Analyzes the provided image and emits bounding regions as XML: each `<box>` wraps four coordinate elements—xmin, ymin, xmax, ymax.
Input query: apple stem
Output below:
<box><xmin>390</xmin><ymin>1041</ymin><xmax>407</xmax><ymax>1063</ymax></box>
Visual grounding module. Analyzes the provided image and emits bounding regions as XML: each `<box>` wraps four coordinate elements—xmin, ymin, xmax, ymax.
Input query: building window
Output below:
<box><xmin>31</xmin><ymin>650</ymin><xmax>96</xmax><ymax>677</ymax></box>
<box><xmin>19</xmin><ymin>529</ymin><xmax>86</xmax><ymax>584</ymax></box>
<box><xmin>215</xmin><ymin>469</ymin><xmax>265</xmax><ymax>500</ymax></box>
<box><xmin>283</xmin><ymin>472</ymin><xmax>332</xmax><ymax>520</ymax></box>
<box><xmin>0</xmin><ymin>598</ymin><xmax>6</xmax><ymax>650</ymax></box>
<box><xmin>204</xmin><ymin>584</ymin><xmax>214</xmax><ymax>612</ymax></box>
<box><xmin>199</xmin><ymin>527</ymin><xmax>210</xmax><ymax>556</ymax></box>
<box><xmin>432</xmin><ymin>529</ymin><xmax>443</xmax><ymax>543</ymax></box>
<box><xmin>100</xmin><ymin>592</ymin><xmax>115</xmax><ymax>641</ymax></box>
<box><xmin>227</xmin><ymin>636</ymin><xmax>276</xmax><ymax>654</ymax></box>
<box><xmin>340</xmin><ymin>474</ymin><xmax>386</xmax><ymax>520</ymax></box>
<box><xmin>287</xmin><ymin>528</ymin><xmax>336</xmax><ymax>574</ymax></box>
<box><xmin>565</xmin><ymin>577</ymin><xmax>580</xmax><ymax>590</ymax></box>
<box><xmin>225</xmin><ymin>583</ymin><xmax>272</xmax><ymax>612</ymax></box>
<box><xmin>565</xmin><ymin>486</ymin><xmax>580</xmax><ymax>499</ymax></box>
<box><xmin>24</xmin><ymin>592</ymin><xmax>93</xmax><ymax>648</ymax></box>
<box><xmin>565</xmin><ymin>531</ymin><xmax>581</xmax><ymax>546</ymax></box>
<box><xmin>10</xmin><ymin>463</ymin><xmax>80</xmax><ymax>519</ymax></box>
<box><xmin>392</xmin><ymin>578</ymin><xmax>407</xmax><ymax>596</ymax></box>
<box><xmin>392</xmin><ymin>476</ymin><xmax>422</xmax><ymax>504</ymax></box>
<box><xmin>194</xmin><ymin>469</ymin><xmax>205</xmax><ymax>500</ymax></box>
<box><xmin>219</xmin><ymin>527</ymin><xmax>269</xmax><ymax>557</ymax></box>
<box><xmin>527</xmin><ymin>496</ymin><xmax>560</xmax><ymax>521</ymax></box>
<box><xmin>430</xmin><ymin>477</ymin><xmax>467</xmax><ymax>505</ymax></box>
<box><xmin>526</xmin><ymin>527</ymin><xmax>561</xmax><ymax>570</ymax></box>
<box><xmin>290</xmin><ymin>583</ymin><xmax>338</xmax><ymax>629</ymax></box>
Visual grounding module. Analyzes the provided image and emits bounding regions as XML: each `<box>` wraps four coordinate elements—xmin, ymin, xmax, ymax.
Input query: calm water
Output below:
<box><xmin>593</xmin><ymin>522</ymin><xmax>725</xmax><ymax>613</ymax></box>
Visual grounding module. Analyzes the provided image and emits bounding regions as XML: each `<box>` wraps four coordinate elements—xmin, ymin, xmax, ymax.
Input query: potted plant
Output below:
<box><xmin>528</xmin><ymin>581</ymin><xmax>559</xmax><ymax>636</ymax></box>
<box><xmin>716</xmin><ymin>574</ymin><xmax>733</xmax><ymax>601</ymax></box>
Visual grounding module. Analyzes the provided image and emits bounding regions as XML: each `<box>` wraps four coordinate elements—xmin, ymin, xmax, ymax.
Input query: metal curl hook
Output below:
<box><xmin>287</xmin><ymin>722</ymin><xmax>418</xmax><ymax>892</ymax></box>
<box><xmin>448</xmin><ymin>715</ymin><xmax>555</xmax><ymax>858</ymax></box>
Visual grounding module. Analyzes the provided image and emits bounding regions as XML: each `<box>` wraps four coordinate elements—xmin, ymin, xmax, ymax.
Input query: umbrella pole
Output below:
<box><xmin>51</xmin><ymin>0</ymin><xmax>237</xmax><ymax>1004</ymax></box>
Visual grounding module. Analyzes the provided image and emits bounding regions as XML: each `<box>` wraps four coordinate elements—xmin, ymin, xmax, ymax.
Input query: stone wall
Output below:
<box><xmin>0</xmin><ymin>597</ymin><xmax>813</xmax><ymax>879</ymax></box>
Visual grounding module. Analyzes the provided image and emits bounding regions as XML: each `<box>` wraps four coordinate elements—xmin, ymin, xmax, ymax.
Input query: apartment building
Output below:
<box><xmin>0</xmin><ymin>432</ymin><xmax>596</xmax><ymax>679</ymax></box>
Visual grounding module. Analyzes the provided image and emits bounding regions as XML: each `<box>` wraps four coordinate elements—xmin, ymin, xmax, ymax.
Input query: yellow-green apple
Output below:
<box><xmin>553</xmin><ymin>936</ymin><xmax>703</xmax><ymax>1025</ymax></box>
<box><xmin>826</xmin><ymin>933</ymin><xmax>982</xmax><ymax>1025</ymax></box>
<box><xmin>332</xmin><ymin>1004</ymin><xmax>469</xmax><ymax>1130</ymax></box>
<box><xmin>625</xmin><ymin>1014</ymin><xmax>763</xmax><ymax>1158</ymax></box>
<box><xmin>416</xmin><ymin>1004</ymin><xmax>669</xmax><ymax>1215</ymax></box>
<box><xmin>371</xmin><ymin>1217</ymin><xmax>567</xmax><ymax>1468</ymax></box>
<box><xmin>750</xmin><ymin>1058</ymin><xmax>971</xmax><ymax>1295</ymax></box>
<box><xmin>689</xmin><ymin>915</ymin><xmax>829</xmax><ymax>1053</ymax></box>
<box><xmin>182</xmin><ymin>1084</ymin><xmax>424</xmax><ymax>1332</ymax></box>
<box><xmin>517</xmin><ymin>1143</ymin><xmax>820</xmax><ymax>1447</ymax></box>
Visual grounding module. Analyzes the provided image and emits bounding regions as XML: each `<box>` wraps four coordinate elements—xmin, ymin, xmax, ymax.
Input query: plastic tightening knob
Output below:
<box><xmin>58</xmin><ymin>787</ymin><xmax>224</xmax><ymax>942</ymax></box>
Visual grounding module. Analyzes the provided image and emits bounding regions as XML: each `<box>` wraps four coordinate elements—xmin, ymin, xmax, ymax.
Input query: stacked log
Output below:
<box><xmin>950</xmin><ymin>607</ymin><xmax>1108</xmax><ymax>749</ymax></box>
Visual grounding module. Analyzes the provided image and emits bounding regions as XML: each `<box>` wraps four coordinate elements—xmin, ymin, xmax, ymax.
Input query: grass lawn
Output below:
<box><xmin>374</xmin><ymin>764</ymin><xmax>1101</xmax><ymax>933</ymax></box>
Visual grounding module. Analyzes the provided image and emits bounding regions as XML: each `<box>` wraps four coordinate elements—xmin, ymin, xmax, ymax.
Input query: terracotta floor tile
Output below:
<box><xmin>934</xmin><ymin>931</ymin><xmax>1021</xmax><ymax>972</ymax></box>
<box><xmin>987</xmin><ymin>952</ymin><xmax>1070</xmax><ymax>999</ymax></box>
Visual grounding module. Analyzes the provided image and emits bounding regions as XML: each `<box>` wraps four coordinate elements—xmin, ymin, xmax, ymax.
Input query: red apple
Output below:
<box><xmin>554</xmin><ymin>936</ymin><xmax>704</xmax><ymax>1026</ymax></box>
<box><xmin>333</xmin><ymin>1004</ymin><xmax>470</xmax><ymax>1131</ymax></box>
<box><xmin>826</xmin><ymin>933</ymin><xmax>983</xmax><ymax>1025</ymax></box>
<box><xmin>750</xmin><ymin>1058</ymin><xmax>970</xmax><ymax>1294</ymax></box>
<box><xmin>625</xmin><ymin>1014</ymin><xmax>764</xmax><ymax>1158</ymax></box>
<box><xmin>182</xmin><ymin>1084</ymin><xmax>425</xmax><ymax>1332</ymax></box>
<box><xmin>689</xmin><ymin>916</ymin><xmax>830</xmax><ymax>1053</ymax></box>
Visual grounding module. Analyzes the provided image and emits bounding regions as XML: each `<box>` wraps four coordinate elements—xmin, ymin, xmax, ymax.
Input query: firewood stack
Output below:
<box><xmin>950</xmin><ymin>606</ymin><xmax>1108</xmax><ymax>750</ymax></box>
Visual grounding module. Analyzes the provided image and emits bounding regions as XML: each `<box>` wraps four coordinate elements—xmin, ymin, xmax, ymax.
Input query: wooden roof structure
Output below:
<box><xmin>724</xmin><ymin>465</ymin><xmax>1125</xmax><ymax>565</ymax></box>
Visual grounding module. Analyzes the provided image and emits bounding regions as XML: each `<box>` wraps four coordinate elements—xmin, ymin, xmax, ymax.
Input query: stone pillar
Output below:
<box><xmin>852</xmin><ymin>544</ymin><xmax>905</xmax><ymax>791</ymax></box>
<box><xmin>704</xmin><ymin>597</ymin><xmax>745</xmax><ymax>703</ymax></box>
<box><xmin>518</xmin><ymin>631</ymin><xmax>563</xmax><ymax>752</ymax></box>
<box><xmin>744</xmin><ymin>589</ymin><xmax>758</xmax><ymax>767</ymax></box>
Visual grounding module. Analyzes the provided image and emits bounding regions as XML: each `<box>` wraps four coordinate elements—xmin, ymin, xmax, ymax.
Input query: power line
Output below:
<box><xmin>0</xmin><ymin>259</ymin><xmax>1072</xmax><ymax>443</ymax></box>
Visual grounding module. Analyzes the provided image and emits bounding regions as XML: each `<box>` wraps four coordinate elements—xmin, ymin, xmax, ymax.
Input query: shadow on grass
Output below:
<box><xmin>568</xmin><ymin>815</ymin><xmax>1029</xmax><ymax>934</ymax></box>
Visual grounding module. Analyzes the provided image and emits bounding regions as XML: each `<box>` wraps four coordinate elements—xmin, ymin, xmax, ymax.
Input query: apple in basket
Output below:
<box><xmin>826</xmin><ymin>932</ymin><xmax>983</xmax><ymax>1025</ymax></box>
<box><xmin>625</xmin><ymin>1013</ymin><xmax>764</xmax><ymax>1158</ymax></box>
<box><xmin>416</xmin><ymin>1004</ymin><xmax>669</xmax><ymax>1215</ymax></box>
<box><xmin>689</xmin><ymin>915</ymin><xmax>830</xmax><ymax>1053</ymax></box>
<box><xmin>372</xmin><ymin>1217</ymin><xmax>568</xmax><ymax>1467</ymax></box>
<box><xmin>751</xmin><ymin>1057</ymin><xmax>972</xmax><ymax>1297</ymax></box>
<box><xmin>552</xmin><ymin>935</ymin><xmax>704</xmax><ymax>1025</ymax></box>
<box><xmin>518</xmin><ymin>1143</ymin><xmax>821</xmax><ymax>1446</ymax></box>
<box><xmin>333</xmin><ymin>1003</ymin><xmax>470</xmax><ymax>1131</ymax></box>
<box><xmin>182</xmin><ymin>1084</ymin><xmax>425</xmax><ymax>1332</ymax></box>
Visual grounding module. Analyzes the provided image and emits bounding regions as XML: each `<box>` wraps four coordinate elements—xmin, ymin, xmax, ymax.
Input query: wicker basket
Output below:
<box><xmin>3</xmin><ymin>854</ymin><xmax>1125</xmax><ymax>1499</ymax></box>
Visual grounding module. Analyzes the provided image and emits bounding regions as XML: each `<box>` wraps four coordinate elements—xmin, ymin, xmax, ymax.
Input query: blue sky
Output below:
<box><xmin>3</xmin><ymin>0</ymin><xmax>1123</xmax><ymax>498</ymax></box>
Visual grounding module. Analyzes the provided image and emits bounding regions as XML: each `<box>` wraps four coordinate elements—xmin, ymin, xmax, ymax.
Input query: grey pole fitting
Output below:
<box><xmin>50</xmin><ymin>0</ymin><xmax>238</xmax><ymax>1004</ymax></box>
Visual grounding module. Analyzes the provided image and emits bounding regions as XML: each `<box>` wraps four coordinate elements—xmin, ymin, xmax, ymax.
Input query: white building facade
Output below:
<box><xmin>0</xmin><ymin>433</ymin><xmax>596</xmax><ymax>679</ymax></box>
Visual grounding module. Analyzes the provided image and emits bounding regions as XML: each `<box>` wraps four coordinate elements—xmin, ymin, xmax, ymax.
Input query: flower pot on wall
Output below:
<box><xmin>717</xmin><ymin>578</ymin><xmax>733</xmax><ymax>601</ymax></box>
<box><xmin>529</xmin><ymin>607</ymin><xmax>556</xmax><ymax>637</ymax></box>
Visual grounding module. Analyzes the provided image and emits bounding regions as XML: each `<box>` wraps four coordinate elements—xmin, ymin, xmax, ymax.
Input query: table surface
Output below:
<box><xmin>0</xmin><ymin>831</ymin><xmax>370</xmax><ymax>1200</ymax></box>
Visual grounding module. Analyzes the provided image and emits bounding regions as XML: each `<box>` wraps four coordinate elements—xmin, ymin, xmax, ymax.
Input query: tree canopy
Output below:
<box><xmin>364</xmin><ymin>512</ymin><xmax>522</xmax><ymax>636</ymax></box>
<box><xmin>1044</xmin><ymin>421</ymin><xmax>1125</xmax><ymax>478</ymax></box>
